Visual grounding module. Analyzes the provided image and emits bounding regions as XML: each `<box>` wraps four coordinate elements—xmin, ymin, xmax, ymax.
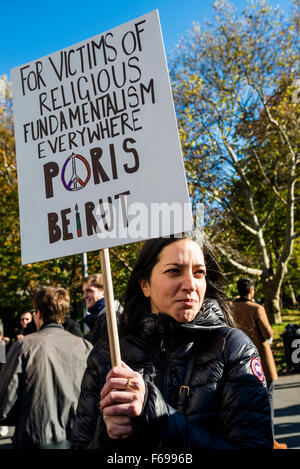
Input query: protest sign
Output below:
<box><xmin>11</xmin><ymin>10</ymin><xmax>193</xmax><ymax>265</ymax></box>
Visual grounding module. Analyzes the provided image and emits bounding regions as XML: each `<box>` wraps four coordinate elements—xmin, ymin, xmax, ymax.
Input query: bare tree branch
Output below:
<box><xmin>216</xmin><ymin>244</ymin><xmax>263</xmax><ymax>275</ymax></box>
<box><xmin>252</xmin><ymin>149</ymin><xmax>287</xmax><ymax>206</ymax></box>
<box><xmin>245</xmin><ymin>76</ymin><xmax>296</xmax><ymax>160</ymax></box>
<box><xmin>261</xmin><ymin>197</ymin><xmax>277</xmax><ymax>230</ymax></box>
<box><xmin>212</xmin><ymin>194</ymin><xmax>259</xmax><ymax>235</ymax></box>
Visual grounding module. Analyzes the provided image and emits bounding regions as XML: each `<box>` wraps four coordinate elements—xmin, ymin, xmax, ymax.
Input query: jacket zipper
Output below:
<box><xmin>158</xmin><ymin>320</ymin><xmax>169</xmax><ymax>399</ymax></box>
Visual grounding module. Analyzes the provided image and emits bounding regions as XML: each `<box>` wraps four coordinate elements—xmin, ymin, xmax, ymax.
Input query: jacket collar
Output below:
<box><xmin>40</xmin><ymin>322</ymin><xmax>64</xmax><ymax>331</ymax></box>
<box><xmin>235</xmin><ymin>297</ymin><xmax>254</xmax><ymax>303</ymax></box>
<box><xmin>137</xmin><ymin>298</ymin><xmax>227</xmax><ymax>343</ymax></box>
<box><xmin>88</xmin><ymin>298</ymin><xmax>106</xmax><ymax>315</ymax></box>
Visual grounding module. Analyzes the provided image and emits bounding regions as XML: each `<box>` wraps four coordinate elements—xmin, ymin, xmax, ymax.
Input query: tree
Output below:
<box><xmin>170</xmin><ymin>0</ymin><xmax>299</xmax><ymax>323</ymax></box>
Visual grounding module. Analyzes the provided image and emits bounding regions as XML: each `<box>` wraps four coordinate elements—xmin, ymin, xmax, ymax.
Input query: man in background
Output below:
<box><xmin>16</xmin><ymin>310</ymin><xmax>33</xmax><ymax>340</ymax></box>
<box><xmin>82</xmin><ymin>273</ymin><xmax>122</xmax><ymax>345</ymax></box>
<box><xmin>0</xmin><ymin>286</ymin><xmax>92</xmax><ymax>449</ymax></box>
<box><xmin>232</xmin><ymin>277</ymin><xmax>287</xmax><ymax>450</ymax></box>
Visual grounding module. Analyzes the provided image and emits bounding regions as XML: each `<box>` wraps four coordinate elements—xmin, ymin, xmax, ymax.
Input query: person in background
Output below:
<box><xmin>19</xmin><ymin>308</ymin><xmax>82</xmax><ymax>339</ymax></box>
<box><xmin>63</xmin><ymin>310</ymin><xmax>82</xmax><ymax>337</ymax></box>
<box><xmin>0</xmin><ymin>318</ymin><xmax>10</xmax><ymax>366</ymax></box>
<box><xmin>0</xmin><ymin>320</ymin><xmax>10</xmax><ymax>439</ymax></box>
<box><xmin>231</xmin><ymin>277</ymin><xmax>287</xmax><ymax>450</ymax></box>
<box><xmin>0</xmin><ymin>286</ymin><xmax>92</xmax><ymax>449</ymax></box>
<box><xmin>82</xmin><ymin>273</ymin><xmax>122</xmax><ymax>345</ymax></box>
<box><xmin>71</xmin><ymin>231</ymin><xmax>273</xmax><ymax>451</ymax></box>
<box><xmin>16</xmin><ymin>310</ymin><xmax>33</xmax><ymax>340</ymax></box>
<box><xmin>0</xmin><ymin>334</ymin><xmax>6</xmax><ymax>369</ymax></box>
<box><xmin>0</xmin><ymin>333</ymin><xmax>10</xmax><ymax>370</ymax></box>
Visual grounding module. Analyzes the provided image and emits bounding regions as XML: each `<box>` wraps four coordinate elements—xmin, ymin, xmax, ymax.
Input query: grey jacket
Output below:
<box><xmin>0</xmin><ymin>323</ymin><xmax>92</xmax><ymax>448</ymax></box>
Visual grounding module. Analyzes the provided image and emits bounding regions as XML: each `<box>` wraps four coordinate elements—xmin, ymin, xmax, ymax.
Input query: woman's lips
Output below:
<box><xmin>177</xmin><ymin>298</ymin><xmax>197</xmax><ymax>304</ymax></box>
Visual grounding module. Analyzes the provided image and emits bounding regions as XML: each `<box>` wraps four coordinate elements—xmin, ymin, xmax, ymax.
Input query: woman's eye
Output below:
<box><xmin>195</xmin><ymin>270</ymin><xmax>206</xmax><ymax>277</ymax></box>
<box><xmin>165</xmin><ymin>268</ymin><xmax>180</xmax><ymax>274</ymax></box>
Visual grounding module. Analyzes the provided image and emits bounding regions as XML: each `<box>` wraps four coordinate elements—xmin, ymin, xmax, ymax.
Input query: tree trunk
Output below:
<box><xmin>287</xmin><ymin>280</ymin><xmax>298</xmax><ymax>307</ymax></box>
<box><xmin>262</xmin><ymin>280</ymin><xmax>282</xmax><ymax>324</ymax></box>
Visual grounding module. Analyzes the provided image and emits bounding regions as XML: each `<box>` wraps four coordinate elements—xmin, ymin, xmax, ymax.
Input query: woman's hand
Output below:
<box><xmin>100</xmin><ymin>361</ymin><xmax>145</xmax><ymax>439</ymax></box>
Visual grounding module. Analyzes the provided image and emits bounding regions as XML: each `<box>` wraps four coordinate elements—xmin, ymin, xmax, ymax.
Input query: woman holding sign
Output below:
<box><xmin>71</xmin><ymin>230</ymin><xmax>273</xmax><ymax>450</ymax></box>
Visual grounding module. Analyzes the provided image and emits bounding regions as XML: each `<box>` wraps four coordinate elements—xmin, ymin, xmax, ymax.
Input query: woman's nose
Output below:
<box><xmin>181</xmin><ymin>271</ymin><xmax>196</xmax><ymax>291</ymax></box>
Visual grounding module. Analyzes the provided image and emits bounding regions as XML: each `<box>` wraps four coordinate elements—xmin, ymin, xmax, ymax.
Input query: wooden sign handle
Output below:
<box><xmin>99</xmin><ymin>248</ymin><xmax>121</xmax><ymax>368</ymax></box>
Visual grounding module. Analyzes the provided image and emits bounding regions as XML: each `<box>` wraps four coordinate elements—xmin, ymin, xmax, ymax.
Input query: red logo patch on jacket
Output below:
<box><xmin>250</xmin><ymin>358</ymin><xmax>264</xmax><ymax>382</ymax></box>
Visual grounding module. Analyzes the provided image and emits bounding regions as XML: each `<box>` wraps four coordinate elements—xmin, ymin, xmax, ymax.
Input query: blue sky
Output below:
<box><xmin>1</xmin><ymin>0</ymin><xmax>291</xmax><ymax>78</ymax></box>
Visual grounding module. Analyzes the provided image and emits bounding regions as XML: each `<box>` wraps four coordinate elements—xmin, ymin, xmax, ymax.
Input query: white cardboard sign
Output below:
<box><xmin>11</xmin><ymin>10</ymin><xmax>193</xmax><ymax>264</ymax></box>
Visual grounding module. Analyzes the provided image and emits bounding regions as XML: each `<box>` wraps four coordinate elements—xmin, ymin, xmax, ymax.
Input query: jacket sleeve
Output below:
<box><xmin>255</xmin><ymin>305</ymin><xmax>273</xmax><ymax>341</ymax></box>
<box><xmin>134</xmin><ymin>329</ymin><xmax>273</xmax><ymax>450</ymax></box>
<box><xmin>0</xmin><ymin>341</ymin><xmax>23</xmax><ymax>425</ymax></box>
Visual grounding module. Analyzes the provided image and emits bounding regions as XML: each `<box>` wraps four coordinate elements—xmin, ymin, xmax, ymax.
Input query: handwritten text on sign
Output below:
<box><xmin>11</xmin><ymin>11</ymin><xmax>192</xmax><ymax>264</ymax></box>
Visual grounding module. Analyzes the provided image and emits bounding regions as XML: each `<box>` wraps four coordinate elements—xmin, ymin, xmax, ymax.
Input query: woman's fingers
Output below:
<box><xmin>101</xmin><ymin>375</ymin><xmax>139</xmax><ymax>399</ymax></box>
<box><xmin>104</xmin><ymin>365</ymin><xmax>134</xmax><ymax>385</ymax></box>
<box><xmin>120</xmin><ymin>360</ymin><xmax>131</xmax><ymax>369</ymax></box>
<box><xmin>100</xmin><ymin>364</ymin><xmax>145</xmax><ymax>402</ymax></box>
<box><xmin>103</xmin><ymin>415</ymin><xmax>131</xmax><ymax>425</ymax></box>
<box><xmin>100</xmin><ymin>390</ymin><xmax>142</xmax><ymax>416</ymax></box>
<box><xmin>103</xmin><ymin>415</ymin><xmax>133</xmax><ymax>439</ymax></box>
<box><xmin>100</xmin><ymin>362</ymin><xmax>146</xmax><ymax>428</ymax></box>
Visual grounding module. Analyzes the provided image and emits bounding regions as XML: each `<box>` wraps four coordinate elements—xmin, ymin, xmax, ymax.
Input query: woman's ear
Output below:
<box><xmin>139</xmin><ymin>278</ymin><xmax>150</xmax><ymax>298</ymax></box>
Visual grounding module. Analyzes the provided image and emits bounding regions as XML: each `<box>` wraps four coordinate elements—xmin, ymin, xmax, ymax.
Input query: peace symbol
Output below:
<box><xmin>61</xmin><ymin>153</ymin><xmax>91</xmax><ymax>191</ymax></box>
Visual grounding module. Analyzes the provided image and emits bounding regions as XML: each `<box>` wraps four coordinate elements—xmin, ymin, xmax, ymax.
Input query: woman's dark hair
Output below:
<box><xmin>120</xmin><ymin>230</ymin><xmax>235</xmax><ymax>335</ymax></box>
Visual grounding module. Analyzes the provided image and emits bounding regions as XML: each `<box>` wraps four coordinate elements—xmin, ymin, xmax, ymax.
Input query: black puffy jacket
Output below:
<box><xmin>71</xmin><ymin>299</ymin><xmax>273</xmax><ymax>450</ymax></box>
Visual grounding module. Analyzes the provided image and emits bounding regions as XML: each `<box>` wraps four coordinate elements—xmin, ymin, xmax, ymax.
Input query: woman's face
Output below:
<box><xmin>140</xmin><ymin>239</ymin><xmax>207</xmax><ymax>323</ymax></box>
